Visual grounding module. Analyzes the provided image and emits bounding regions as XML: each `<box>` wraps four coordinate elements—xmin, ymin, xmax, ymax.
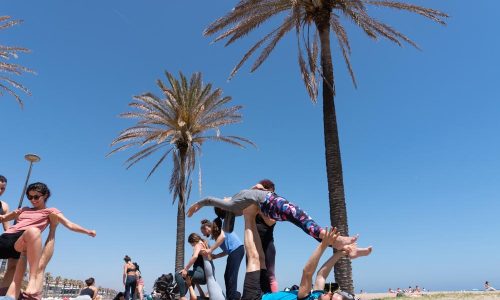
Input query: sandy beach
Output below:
<box><xmin>358</xmin><ymin>291</ymin><xmax>500</xmax><ymax>300</ymax></box>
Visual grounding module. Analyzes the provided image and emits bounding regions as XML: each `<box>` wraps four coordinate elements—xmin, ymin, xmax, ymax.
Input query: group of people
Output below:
<box><xmin>122</xmin><ymin>255</ymin><xmax>145</xmax><ymax>300</ymax></box>
<box><xmin>0</xmin><ymin>175</ymin><xmax>96</xmax><ymax>300</ymax></box>
<box><xmin>175</xmin><ymin>179</ymin><xmax>373</xmax><ymax>300</ymax></box>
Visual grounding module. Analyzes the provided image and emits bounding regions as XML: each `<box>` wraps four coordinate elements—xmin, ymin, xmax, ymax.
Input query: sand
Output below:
<box><xmin>357</xmin><ymin>291</ymin><xmax>500</xmax><ymax>300</ymax></box>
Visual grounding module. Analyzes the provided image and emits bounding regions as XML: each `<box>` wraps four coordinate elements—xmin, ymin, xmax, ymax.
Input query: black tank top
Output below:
<box><xmin>193</xmin><ymin>254</ymin><xmax>204</xmax><ymax>269</ymax></box>
<box><xmin>256</xmin><ymin>214</ymin><xmax>275</xmax><ymax>244</ymax></box>
<box><xmin>80</xmin><ymin>287</ymin><xmax>95</xmax><ymax>298</ymax></box>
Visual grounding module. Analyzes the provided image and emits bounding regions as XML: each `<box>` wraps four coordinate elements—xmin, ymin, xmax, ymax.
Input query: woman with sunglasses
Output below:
<box><xmin>0</xmin><ymin>182</ymin><xmax>96</xmax><ymax>300</ymax></box>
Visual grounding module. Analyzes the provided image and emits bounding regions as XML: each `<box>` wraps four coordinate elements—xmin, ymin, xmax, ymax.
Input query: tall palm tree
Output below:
<box><xmin>109</xmin><ymin>71</ymin><xmax>253</xmax><ymax>271</ymax></box>
<box><xmin>204</xmin><ymin>0</ymin><xmax>447</xmax><ymax>292</ymax></box>
<box><xmin>0</xmin><ymin>16</ymin><xmax>34</xmax><ymax>108</ymax></box>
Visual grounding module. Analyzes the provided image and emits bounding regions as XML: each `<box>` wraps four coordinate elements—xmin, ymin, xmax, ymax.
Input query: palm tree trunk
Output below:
<box><xmin>174</xmin><ymin>148</ymin><xmax>187</xmax><ymax>272</ymax></box>
<box><xmin>316</xmin><ymin>12</ymin><xmax>354</xmax><ymax>294</ymax></box>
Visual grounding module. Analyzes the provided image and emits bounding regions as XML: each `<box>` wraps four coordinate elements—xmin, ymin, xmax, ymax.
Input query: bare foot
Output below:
<box><xmin>331</xmin><ymin>234</ymin><xmax>359</xmax><ymax>250</ymax></box>
<box><xmin>345</xmin><ymin>245</ymin><xmax>372</xmax><ymax>259</ymax></box>
<box><xmin>187</xmin><ymin>203</ymin><xmax>200</xmax><ymax>217</ymax></box>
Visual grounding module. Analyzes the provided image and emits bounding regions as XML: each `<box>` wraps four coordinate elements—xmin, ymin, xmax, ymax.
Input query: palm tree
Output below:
<box><xmin>0</xmin><ymin>16</ymin><xmax>34</xmax><ymax>108</ymax></box>
<box><xmin>44</xmin><ymin>272</ymin><xmax>53</xmax><ymax>297</ymax></box>
<box><xmin>204</xmin><ymin>0</ymin><xmax>447</xmax><ymax>292</ymax></box>
<box><xmin>109</xmin><ymin>71</ymin><xmax>253</xmax><ymax>271</ymax></box>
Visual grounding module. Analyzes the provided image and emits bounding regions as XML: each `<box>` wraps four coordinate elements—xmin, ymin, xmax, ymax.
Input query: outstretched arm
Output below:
<box><xmin>54</xmin><ymin>213</ymin><xmax>96</xmax><ymax>237</ymax></box>
<box><xmin>297</xmin><ymin>228</ymin><xmax>339</xmax><ymax>299</ymax></box>
<box><xmin>312</xmin><ymin>251</ymin><xmax>346</xmax><ymax>291</ymax></box>
<box><xmin>0</xmin><ymin>208</ymin><xmax>22</xmax><ymax>224</ymax></box>
<box><xmin>182</xmin><ymin>242</ymin><xmax>203</xmax><ymax>274</ymax></box>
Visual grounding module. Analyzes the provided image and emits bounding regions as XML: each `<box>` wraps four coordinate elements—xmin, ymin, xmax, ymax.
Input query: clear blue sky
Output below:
<box><xmin>1</xmin><ymin>0</ymin><xmax>499</xmax><ymax>294</ymax></box>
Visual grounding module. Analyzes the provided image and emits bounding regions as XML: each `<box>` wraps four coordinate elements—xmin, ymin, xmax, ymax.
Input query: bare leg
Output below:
<box><xmin>31</xmin><ymin>218</ymin><xmax>58</xmax><ymax>296</ymax></box>
<box><xmin>0</xmin><ymin>259</ymin><xmax>18</xmax><ymax>294</ymax></box>
<box><xmin>5</xmin><ymin>254</ymin><xmax>27</xmax><ymax>299</ymax></box>
<box><xmin>10</xmin><ymin>227</ymin><xmax>42</xmax><ymax>296</ymax></box>
<box><xmin>243</xmin><ymin>205</ymin><xmax>265</xmax><ymax>273</ymax></box>
<box><xmin>5</xmin><ymin>217</ymin><xmax>58</xmax><ymax>300</ymax></box>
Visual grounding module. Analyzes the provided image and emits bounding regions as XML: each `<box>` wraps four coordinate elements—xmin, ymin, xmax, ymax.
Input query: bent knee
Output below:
<box><xmin>24</xmin><ymin>227</ymin><xmax>42</xmax><ymax>238</ymax></box>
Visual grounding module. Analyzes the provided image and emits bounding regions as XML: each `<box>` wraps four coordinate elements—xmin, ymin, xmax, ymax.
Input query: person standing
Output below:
<box><xmin>122</xmin><ymin>256</ymin><xmax>137</xmax><ymax>300</ymax></box>
<box><xmin>0</xmin><ymin>175</ymin><xmax>14</xmax><ymax>295</ymax></box>
<box><xmin>200</xmin><ymin>213</ymin><xmax>244</xmax><ymax>300</ymax></box>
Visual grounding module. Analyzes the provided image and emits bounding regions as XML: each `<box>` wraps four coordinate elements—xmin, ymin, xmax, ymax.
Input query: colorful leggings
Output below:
<box><xmin>260</xmin><ymin>193</ymin><xmax>323</xmax><ymax>242</ymax></box>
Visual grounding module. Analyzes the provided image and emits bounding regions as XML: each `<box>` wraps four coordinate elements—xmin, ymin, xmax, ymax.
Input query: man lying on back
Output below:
<box><xmin>240</xmin><ymin>205</ymin><xmax>371</xmax><ymax>300</ymax></box>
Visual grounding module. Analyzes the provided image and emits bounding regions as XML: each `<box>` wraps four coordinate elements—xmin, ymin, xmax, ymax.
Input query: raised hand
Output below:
<box><xmin>320</xmin><ymin>227</ymin><xmax>339</xmax><ymax>247</ymax></box>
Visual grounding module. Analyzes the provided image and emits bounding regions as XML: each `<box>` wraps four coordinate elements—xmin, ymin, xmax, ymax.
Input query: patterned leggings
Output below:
<box><xmin>260</xmin><ymin>193</ymin><xmax>323</xmax><ymax>242</ymax></box>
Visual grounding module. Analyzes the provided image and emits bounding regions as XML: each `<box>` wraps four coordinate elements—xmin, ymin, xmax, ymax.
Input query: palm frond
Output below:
<box><xmin>109</xmin><ymin>71</ymin><xmax>254</xmax><ymax>205</ymax></box>
<box><xmin>0</xmin><ymin>16</ymin><xmax>33</xmax><ymax>107</ymax></box>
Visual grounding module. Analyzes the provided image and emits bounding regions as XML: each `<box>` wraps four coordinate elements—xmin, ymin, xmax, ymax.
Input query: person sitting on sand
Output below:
<box><xmin>238</xmin><ymin>204</ymin><xmax>371</xmax><ymax>300</ymax></box>
<box><xmin>485</xmin><ymin>281</ymin><xmax>497</xmax><ymax>291</ymax></box>
<box><xmin>0</xmin><ymin>182</ymin><xmax>96</xmax><ymax>300</ymax></box>
<box><xmin>187</xmin><ymin>181</ymin><xmax>366</xmax><ymax>252</ymax></box>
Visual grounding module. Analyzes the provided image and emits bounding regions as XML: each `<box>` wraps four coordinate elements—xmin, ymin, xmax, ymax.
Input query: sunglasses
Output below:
<box><xmin>27</xmin><ymin>194</ymin><xmax>43</xmax><ymax>201</ymax></box>
<box><xmin>323</xmin><ymin>283</ymin><xmax>340</xmax><ymax>294</ymax></box>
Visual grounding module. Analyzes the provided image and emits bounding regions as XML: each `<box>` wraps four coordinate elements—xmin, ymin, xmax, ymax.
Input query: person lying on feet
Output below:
<box><xmin>239</xmin><ymin>205</ymin><xmax>371</xmax><ymax>300</ymax></box>
<box><xmin>0</xmin><ymin>182</ymin><xmax>96</xmax><ymax>300</ymax></box>
<box><xmin>187</xmin><ymin>180</ymin><xmax>360</xmax><ymax>251</ymax></box>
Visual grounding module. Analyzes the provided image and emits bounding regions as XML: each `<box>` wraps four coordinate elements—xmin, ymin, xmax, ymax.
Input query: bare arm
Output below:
<box><xmin>0</xmin><ymin>208</ymin><xmax>21</xmax><ymax>224</ymax></box>
<box><xmin>184</xmin><ymin>242</ymin><xmax>203</xmax><ymax>271</ymax></box>
<box><xmin>1</xmin><ymin>201</ymin><xmax>10</xmax><ymax>231</ymax></box>
<box><xmin>123</xmin><ymin>264</ymin><xmax>128</xmax><ymax>285</ymax></box>
<box><xmin>54</xmin><ymin>213</ymin><xmax>96</xmax><ymax>237</ymax></box>
<box><xmin>297</xmin><ymin>228</ymin><xmax>339</xmax><ymax>299</ymax></box>
<box><xmin>201</xmin><ymin>231</ymin><xmax>226</xmax><ymax>258</ymax></box>
<box><xmin>312</xmin><ymin>251</ymin><xmax>346</xmax><ymax>291</ymax></box>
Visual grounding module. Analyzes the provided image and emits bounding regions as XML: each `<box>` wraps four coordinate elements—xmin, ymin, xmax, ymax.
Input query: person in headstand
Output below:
<box><xmin>187</xmin><ymin>181</ymin><xmax>363</xmax><ymax>251</ymax></box>
<box><xmin>200</xmin><ymin>211</ymin><xmax>244</xmax><ymax>300</ymax></box>
<box><xmin>0</xmin><ymin>182</ymin><xmax>96</xmax><ymax>300</ymax></box>
<box><xmin>240</xmin><ymin>205</ymin><xmax>370</xmax><ymax>300</ymax></box>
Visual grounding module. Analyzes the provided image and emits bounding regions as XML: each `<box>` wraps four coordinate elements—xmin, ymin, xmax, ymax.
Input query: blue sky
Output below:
<box><xmin>1</xmin><ymin>0</ymin><xmax>499</xmax><ymax>294</ymax></box>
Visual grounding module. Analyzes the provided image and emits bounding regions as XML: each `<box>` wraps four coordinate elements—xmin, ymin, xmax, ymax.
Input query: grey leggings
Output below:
<box><xmin>197</xmin><ymin>189</ymin><xmax>268</xmax><ymax>232</ymax></box>
<box><xmin>203</xmin><ymin>257</ymin><xmax>225</xmax><ymax>300</ymax></box>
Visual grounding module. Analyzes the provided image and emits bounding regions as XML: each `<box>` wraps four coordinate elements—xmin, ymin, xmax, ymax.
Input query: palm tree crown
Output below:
<box><xmin>205</xmin><ymin>0</ymin><xmax>448</xmax><ymax>100</ymax></box>
<box><xmin>204</xmin><ymin>0</ymin><xmax>447</xmax><ymax>292</ymax></box>
<box><xmin>0</xmin><ymin>16</ymin><xmax>34</xmax><ymax>108</ymax></box>
<box><xmin>109</xmin><ymin>71</ymin><xmax>253</xmax><ymax>270</ymax></box>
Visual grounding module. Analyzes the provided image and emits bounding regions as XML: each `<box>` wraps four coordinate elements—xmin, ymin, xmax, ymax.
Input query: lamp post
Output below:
<box><xmin>17</xmin><ymin>153</ymin><xmax>41</xmax><ymax>209</ymax></box>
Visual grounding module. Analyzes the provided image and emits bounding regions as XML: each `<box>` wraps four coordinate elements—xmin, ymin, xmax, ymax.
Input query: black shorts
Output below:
<box><xmin>0</xmin><ymin>231</ymin><xmax>24</xmax><ymax>259</ymax></box>
<box><xmin>242</xmin><ymin>270</ymin><xmax>262</xmax><ymax>300</ymax></box>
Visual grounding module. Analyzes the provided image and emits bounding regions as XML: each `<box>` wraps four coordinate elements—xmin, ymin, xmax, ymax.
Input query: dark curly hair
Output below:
<box><xmin>26</xmin><ymin>182</ymin><xmax>51</xmax><ymax>202</ymax></box>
